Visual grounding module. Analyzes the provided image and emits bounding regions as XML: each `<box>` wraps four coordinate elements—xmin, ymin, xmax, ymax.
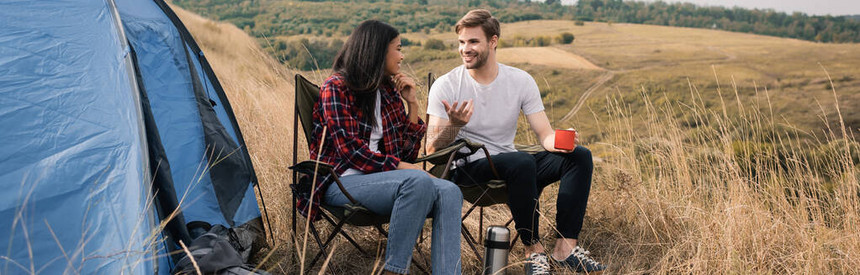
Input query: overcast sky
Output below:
<box><xmin>560</xmin><ymin>0</ymin><xmax>860</xmax><ymax>16</ymax></box>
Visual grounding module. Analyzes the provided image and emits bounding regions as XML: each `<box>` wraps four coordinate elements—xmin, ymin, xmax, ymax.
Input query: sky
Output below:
<box><xmin>559</xmin><ymin>0</ymin><xmax>860</xmax><ymax>16</ymax></box>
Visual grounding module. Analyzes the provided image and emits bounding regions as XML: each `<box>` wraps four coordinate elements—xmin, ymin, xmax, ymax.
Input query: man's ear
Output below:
<box><xmin>490</xmin><ymin>35</ymin><xmax>499</xmax><ymax>50</ymax></box>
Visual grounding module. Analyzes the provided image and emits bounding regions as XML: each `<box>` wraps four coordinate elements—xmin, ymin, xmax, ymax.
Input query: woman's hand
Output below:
<box><xmin>392</xmin><ymin>73</ymin><xmax>417</xmax><ymax>104</ymax></box>
<box><xmin>396</xmin><ymin>161</ymin><xmax>422</xmax><ymax>170</ymax></box>
<box><xmin>396</xmin><ymin>161</ymin><xmax>436</xmax><ymax>178</ymax></box>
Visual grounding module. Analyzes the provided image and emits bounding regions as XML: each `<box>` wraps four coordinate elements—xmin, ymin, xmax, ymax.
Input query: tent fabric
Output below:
<box><xmin>115</xmin><ymin>0</ymin><xmax>260</xmax><ymax>228</ymax></box>
<box><xmin>0</xmin><ymin>0</ymin><xmax>264</xmax><ymax>273</ymax></box>
<box><xmin>0</xmin><ymin>0</ymin><xmax>155</xmax><ymax>274</ymax></box>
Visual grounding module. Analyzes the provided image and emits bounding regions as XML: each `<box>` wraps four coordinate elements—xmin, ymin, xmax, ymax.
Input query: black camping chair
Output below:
<box><xmin>289</xmin><ymin>74</ymin><xmax>429</xmax><ymax>273</ymax></box>
<box><xmin>416</xmin><ymin>73</ymin><xmax>546</xmax><ymax>264</ymax></box>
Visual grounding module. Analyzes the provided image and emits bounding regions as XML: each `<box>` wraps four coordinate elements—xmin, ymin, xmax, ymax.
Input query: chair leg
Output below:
<box><xmin>461</xmin><ymin>223</ymin><xmax>483</xmax><ymax>264</ymax></box>
<box><xmin>462</xmin><ymin>203</ymin><xmax>478</xmax><ymax>220</ymax></box>
<box><xmin>371</xmin><ymin>223</ymin><xmax>430</xmax><ymax>274</ymax></box>
<box><xmin>292</xmin><ymin>196</ymin><xmax>298</xmax><ymax>243</ymax></box>
<box><xmin>319</xmin><ymin>212</ymin><xmax>369</xmax><ymax>256</ymax></box>
<box><xmin>510</xmin><ymin>232</ymin><xmax>520</xmax><ymax>252</ymax></box>
<box><xmin>479</xmin><ymin>207</ymin><xmax>484</xmax><ymax>243</ymax></box>
<box><xmin>309</xmin><ymin>212</ymin><xmax>356</xmax><ymax>269</ymax></box>
<box><xmin>503</xmin><ymin>217</ymin><xmax>519</xmax><ymax>253</ymax></box>
<box><xmin>373</xmin><ymin>224</ymin><xmax>388</xmax><ymax>237</ymax></box>
<box><xmin>415</xmin><ymin>227</ymin><xmax>432</xmax><ymax>274</ymax></box>
<box><xmin>291</xmin><ymin>197</ymin><xmax>299</xmax><ymax>267</ymax></box>
<box><xmin>412</xmin><ymin>255</ymin><xmax>430</xmax><ymax>274</ymax></box>
<box><xmin>306</xmin><ymin>221</ymin><xmax>328</xmax><ymax>270</ymax></box>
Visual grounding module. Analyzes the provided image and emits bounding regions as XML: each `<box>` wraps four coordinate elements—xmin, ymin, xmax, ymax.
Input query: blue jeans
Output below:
<box><xmin>325</xmin><ymin>169</ymin><xmax>462</xmax><ymax>274</ymax></box>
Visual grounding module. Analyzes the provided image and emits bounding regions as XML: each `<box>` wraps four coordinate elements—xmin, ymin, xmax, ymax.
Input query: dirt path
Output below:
<box><xmin>560</xmin><ymin>71</ymin><xmax>614</xmax><ymax>122</ymax></box>
<box><xmin>495</xmin><ymin>46</ymin><xmax>610</xmax><ymax>123</ymax></box>
<box><xmin>497</xmin><ymin>47</ymin><xmax>604</xmax><ymax>70</ymax></box>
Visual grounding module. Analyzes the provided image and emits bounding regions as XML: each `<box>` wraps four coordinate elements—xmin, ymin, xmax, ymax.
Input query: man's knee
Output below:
<box><xmin>569</xmin><ymin>146</ymin><xmax>593</xmax><ymax>166</ymax></box>
<box><xmin>496</xmin><ymin>151</ymin><xmax>537</xmax><ymax>171</ymax></box>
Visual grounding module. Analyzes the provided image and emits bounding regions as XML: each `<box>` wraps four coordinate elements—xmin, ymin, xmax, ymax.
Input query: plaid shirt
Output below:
<box><xmin>296</xmin><ymin>74</ymin><xmax>426</xmax><ymax>220</ymax></box>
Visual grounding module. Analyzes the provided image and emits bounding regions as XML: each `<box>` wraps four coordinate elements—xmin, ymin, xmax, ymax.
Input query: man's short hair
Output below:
<box><xmin>455</xmin><ymin>9</ymin><xmax>500</xmax><ymax>41</ymax></box>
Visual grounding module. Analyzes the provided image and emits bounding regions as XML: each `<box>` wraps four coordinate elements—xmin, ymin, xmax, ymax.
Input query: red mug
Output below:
<box><xmin>554</xmin><ymin>129</ymin><xmax>576</xmax><ymax>151</ymax></box>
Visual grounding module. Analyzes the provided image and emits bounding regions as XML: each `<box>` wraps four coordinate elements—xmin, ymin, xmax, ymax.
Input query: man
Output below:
<box><xmin>426</xmin><ymin>9</ymin><xmax>606</xmax><ymax>275</ymax></box>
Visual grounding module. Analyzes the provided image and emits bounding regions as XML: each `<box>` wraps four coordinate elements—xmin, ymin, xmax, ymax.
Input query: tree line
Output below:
<box><xmin>175</xmin><ymin>0</ymin><xmax>860</xmax><ymax>43</ymax></box>
<box><xmin>173</xmin><ymin>0</ymin><xmax>860</xmax><ymax>70</ymax></box>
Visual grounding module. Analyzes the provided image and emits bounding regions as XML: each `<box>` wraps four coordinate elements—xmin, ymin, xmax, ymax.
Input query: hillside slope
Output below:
<box><xmin>403</xmin><ymin>20</ymin><xmax>860</xmax><ymax>141</ymax></box>
<box><xmin>176</xmin><ymin>8</ymin><xmax>860</xmax><ymax>274</ymax></box>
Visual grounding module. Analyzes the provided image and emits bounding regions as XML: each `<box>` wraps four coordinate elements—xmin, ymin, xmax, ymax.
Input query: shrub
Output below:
<box><xmin>535</xmin><ymin>35</ymin><xmax>552</xmax><ymax>46</ymax></box>
<box><xmin>423</xmin><ymin>38</ymin><xmax>447</xmax><ymax>50</ymax></box>
<box><xmin>556</xmin><ymin>32</ymin><xmax>575</xmax><ymax>44</ymax></box>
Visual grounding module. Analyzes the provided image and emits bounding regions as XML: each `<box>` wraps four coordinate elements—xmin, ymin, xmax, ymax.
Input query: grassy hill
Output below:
<box><xmin>398</xmin><ymin>20</ymin><xmax>860</xmax><ymax>144</ymax></box>
<box><xmin>176</xmin><ymin>5</ymin><xmax>860</xmax><ymax>274</ymax></box>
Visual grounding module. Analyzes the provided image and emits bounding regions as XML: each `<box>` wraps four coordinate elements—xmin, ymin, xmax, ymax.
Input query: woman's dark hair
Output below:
<box><xmin>332</xmin><ymin>20</ymin><xmax>400</xmax><ymax>127</ymax></box>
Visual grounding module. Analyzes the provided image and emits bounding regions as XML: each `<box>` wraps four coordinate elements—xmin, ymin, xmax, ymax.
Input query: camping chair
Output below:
<box><xmin>417</xmin><ymin>73</ymin><xmax>546</xmax><ymax>264</ymax></box>
<box><xmin>289</xmin><ymin>74</ymin><xmax>429</xmax><ymax>273</ymax></box>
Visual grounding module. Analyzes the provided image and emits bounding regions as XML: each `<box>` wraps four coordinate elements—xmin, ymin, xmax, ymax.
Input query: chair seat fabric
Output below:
<box><xmin>321</xmin><ymin>204</ymin><xmax>391</xmax><ymax>227</ymax></box>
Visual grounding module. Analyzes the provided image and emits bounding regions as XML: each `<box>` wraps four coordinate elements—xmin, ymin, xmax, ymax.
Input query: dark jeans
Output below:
<box><xmin>454</xmin><ymin>146</ymin><xmax>594</xmax><ymax>245</ymax></box>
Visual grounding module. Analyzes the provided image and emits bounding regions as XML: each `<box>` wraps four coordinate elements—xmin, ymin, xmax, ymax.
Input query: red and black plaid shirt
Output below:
<box><xmin>296</xmin><ymin>74</ymin><xmax>426</xmax><ymax>220</ymax></box>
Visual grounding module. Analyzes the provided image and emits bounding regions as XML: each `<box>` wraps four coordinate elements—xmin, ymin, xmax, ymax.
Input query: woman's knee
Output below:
<box><xmin>434</xmin><ymin>179</ymin><xmax>463</xmax><ymax>203</ymax></box>
<box><xmin>398</xmin><ymin>170</ymin><xmax>437</xmax><ymax>198</ymax></box>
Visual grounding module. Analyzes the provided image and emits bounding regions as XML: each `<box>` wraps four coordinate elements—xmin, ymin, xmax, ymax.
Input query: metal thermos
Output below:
<box><xmin>483</xmin><ymin>226</ymin><xmax>510</xmax><ymax>275</ymax></box>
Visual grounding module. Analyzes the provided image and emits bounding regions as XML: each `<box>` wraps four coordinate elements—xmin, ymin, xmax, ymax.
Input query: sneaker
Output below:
<box><xmin>553</xmin><ymin>246</ymin><xmax>606</xmax><ymax>273</ymax></box>
<box><xmin>524</xmin><ymin>252</ymin><xmax>552</xmax><ymax>275</ymax></box>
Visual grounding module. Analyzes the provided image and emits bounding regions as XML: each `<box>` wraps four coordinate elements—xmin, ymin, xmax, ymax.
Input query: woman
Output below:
<box><xmin>308</xmin><ymin>20</ymin><xmax>463</xmax><ymax>275</ymax></box>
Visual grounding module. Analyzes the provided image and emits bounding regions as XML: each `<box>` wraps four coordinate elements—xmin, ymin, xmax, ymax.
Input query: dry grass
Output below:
<box><xmin>579</xmin><ymin>73</ymin><xmax>860</xmax><ymax>274</ymax></box>
<box><xmin>496</xmin><ymin>47</ymin><xmax>603</xmax><ymax>70</ymax></box>
<box><xmin>179</xmin><ymin>8</ymin><xmax>860</xmax><ymax>274</ymax></box>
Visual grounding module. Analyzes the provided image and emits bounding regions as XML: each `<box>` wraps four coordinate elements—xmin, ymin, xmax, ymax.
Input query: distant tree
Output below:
<box><xmin>556</xmin><ymin>32</ymin><xmax>575</xmax><ymax>44</ymax></box>
<box><xmin>424</xmin><ymin>38</ymin><xmax>447</xmax><ymax>50</ymax></box>
<box><xmin>535</xmin><ymin>35</ymin><xmax>552</xmax><ymax>46</ymax></box>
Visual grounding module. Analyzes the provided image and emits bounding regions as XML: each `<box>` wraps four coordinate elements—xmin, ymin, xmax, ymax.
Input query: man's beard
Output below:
<box><xmin>464</xmin><ymin>49</ymin><xmax>489</xmax><ymax>69</ymax></box>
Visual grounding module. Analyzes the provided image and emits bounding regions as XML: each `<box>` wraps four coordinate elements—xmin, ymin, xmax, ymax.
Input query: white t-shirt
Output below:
<box><xmin>341</xmin><ymin>90</ymin><xmax>384</xmax><ymax>177</ymax></box>
<box><xmin>427</xmin><ymin>63</ymin><xmax>544</xmax><ymax>163</ymax></box>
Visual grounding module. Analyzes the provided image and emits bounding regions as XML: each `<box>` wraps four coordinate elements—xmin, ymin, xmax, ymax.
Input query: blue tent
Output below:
<box><xmin>0</xmin><ymin>0</ymin><xmax>266</xmax><ymax>273</ymax></box>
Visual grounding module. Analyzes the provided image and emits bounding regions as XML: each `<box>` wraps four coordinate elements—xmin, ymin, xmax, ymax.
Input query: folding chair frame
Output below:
<box><xmin>289</xmin><ymin>74</ymin><xmax>429</xmax><ymax>273</ymax></box>
<box><xmin>418</xmin><ymin>73</ymin><xmax>524</xmax><ymax>266</ymax></box>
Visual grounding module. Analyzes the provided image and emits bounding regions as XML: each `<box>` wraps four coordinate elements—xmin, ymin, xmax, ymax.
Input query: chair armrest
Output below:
<box><xmin>289</xmin><ymin>160</ymin><xmax>334</xmax><ymax>176</ymax></box>
<box><xmin>515</xmin><ymin>143</ymin><xmax>545</xmax><ymax>154</ymax></box>
<box><xmin>416</xmin><ymin>141</ymin><xmax>467</xmax><ymax>165</ymax></box>
<box><xmin>416</xmin><ymin>138</ymin><xmax>489</xmax><ymax>165</ymax></box>
<box><xmin>289</xmin><ymin>160</ymin><xmax>364</xmax><ymax>206</ymax></box>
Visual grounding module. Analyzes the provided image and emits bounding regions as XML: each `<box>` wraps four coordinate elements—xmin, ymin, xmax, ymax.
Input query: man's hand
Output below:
<box><xmin>392</xmin><ymin>73</ymin><xmax>417</xmax><ymax>104</ymax></box>
<box><xmin>441</xmin><ymin>99</ymin><xmax>474</xmax><ymax>127</ymax></box>
<box><xmin>542</xmin><ymin>128</ymin><xmax>579</xmax><ymax>153</ymax></box>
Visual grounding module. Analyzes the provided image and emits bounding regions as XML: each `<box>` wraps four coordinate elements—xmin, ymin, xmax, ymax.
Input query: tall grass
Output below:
<box><xmin>574</xmin><ymin>70</ymin><xmax>859</xmax><ymax>274</ymax></box>
<box><xmin>178</xmin><ymin>6</ymin><xmax>859</xmax><ymax>274</ymax></box>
